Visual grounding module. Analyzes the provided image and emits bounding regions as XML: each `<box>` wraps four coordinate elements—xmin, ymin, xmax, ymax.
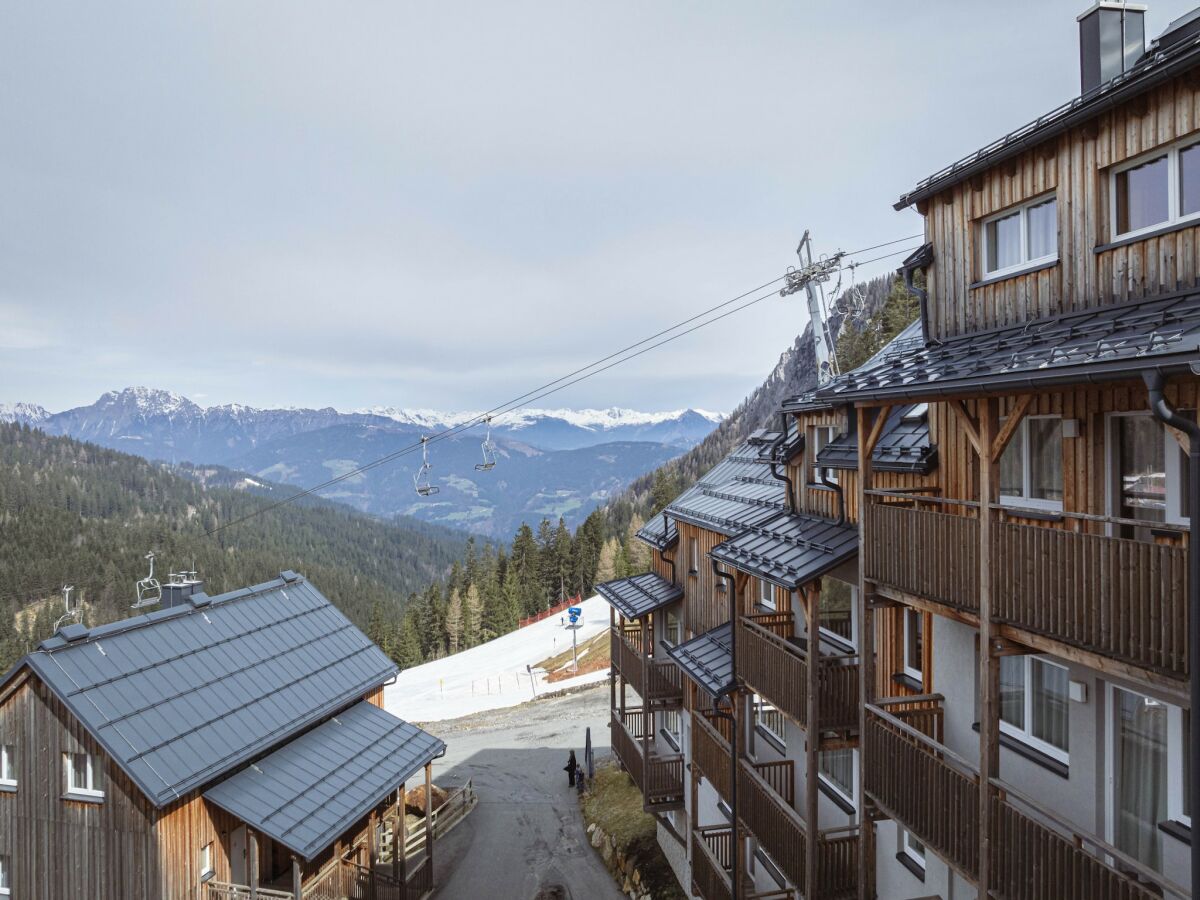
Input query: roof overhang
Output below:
<box><xmin>710</xmin><ymin>512</ymin><xmax>859</xmax><ymax>591</ymax></box>
<box><xmin>596</xmin><ymin>573</ymin><xmax>684</xmax><ymax>620</ymax></box>
<box><xmin>667</xmin><ymin>623</ymin><xmax>734</xmax><ymax>698</ymax></box>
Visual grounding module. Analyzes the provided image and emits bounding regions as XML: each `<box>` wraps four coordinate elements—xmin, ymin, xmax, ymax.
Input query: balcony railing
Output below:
<box><xmin>864</xmin><ymin>495</ymin><xmax>1190</xmax><ymax>680</ymax></box>
<box><xmin>864</xmin><ymin>700</ymin><xmax>1184</xmax><ymax>899</ymax></box>
<box><xmin>736</xmin><ymin>617</ymin><xmax>860</xmax><ymax>733</ymax></box>
<box><xmin>610</xmin><ymin>708</ymin><xmax>683</xmax><ymax>806</ymax></box>
<box><xmin>692</xmin><ymin>710</ymin><xmax>732</xmax><ymax>801</ymax></box>
<box><xmin>206</xmin><ymin>885</ymin><xmax>293</xmax><ymax>900</ymax></box>
<box><xmin>691</xmin><ymin>826</ymin><xmax>734</xmax><ymax>900</ymax></box>
<box><xmin>739</xmin><ymin>758</ymin><xmax>806</xmax><ymax>890</ymax></box>
<box><xmin>612</xmin><ymin>626</ymin><xmax>683</xmax><ymax>705</ymax></box>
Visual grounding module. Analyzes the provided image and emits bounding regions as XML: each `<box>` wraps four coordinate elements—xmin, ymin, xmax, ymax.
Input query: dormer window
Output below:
<box><xmin>1112</xmin><ymin>137</ymin><xmax>1200</xmax><ymax>239</ymax></box>
<box><xmin>981</xmin><ymin>193</ymin><xmax>1058</xmax><ymax>278</ymax></box>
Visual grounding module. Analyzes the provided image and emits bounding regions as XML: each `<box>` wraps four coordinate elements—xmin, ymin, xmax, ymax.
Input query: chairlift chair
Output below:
<box><xmin>475</xmin><ymin>416</ymin><xmax>498</xmax><ymax>472</ymax></box>
<box><xmin>414</xmin><ymin>437</ymin><xmax>441</xmax><ymax>496</ymax></box>
<box><xmin>54</xmin><ymin>585</ymin><xmax>81</xmax><ymax>631</ymax></box>
<box><xmin>132</xmin><ymin>551</ymin><xmax>162</xmax><ymax>609</ymax></box>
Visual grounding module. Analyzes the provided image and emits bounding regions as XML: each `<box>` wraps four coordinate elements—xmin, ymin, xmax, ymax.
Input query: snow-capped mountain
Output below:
<box><xmin>0</xmin><ymin>402</ymin><xmax>50</xmax><ymax>425</ymax></box>
<box><xmin>4</xmin><ymin>387</ymin><xmax>723</xmax><ymax>535</ymax></box>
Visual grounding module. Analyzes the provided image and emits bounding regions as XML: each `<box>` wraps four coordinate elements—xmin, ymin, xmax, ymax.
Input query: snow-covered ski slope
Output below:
<box><xmin>383</xmin><ymin>593</ymin><xmax>611</xmax><ymax>723</ymax></box>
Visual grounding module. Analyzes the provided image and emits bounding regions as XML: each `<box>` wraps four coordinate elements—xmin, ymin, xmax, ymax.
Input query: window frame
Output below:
<box><xmin>688</xmin><ymin>537</ymin><xmax>699</xmax><ymax>575</ymax></box>
<box><xmin>0</xmin><ymin>853</ymin><xmax>9</xmax><ymax>897</ymax></box>
<box><xmin>63</xmin><ymin>751</ymin><xmax>104</xmax><ymax>801</ymax></box>
<box><xmin>753</xmin><ymin>693</ymin><xmax>786</xmax><ymax>749</ymax></box>
<box><xmin>900</xmin><ymin>828</ymin><xmax>926</xmax><ymax>870</ymax></box>
<box><xmin>1167</xmin><ymin>705</ymin><xmax>1191</xmax><ymax>828</ymax></box>
<box><xmin>902</xmin><ymin>609</ymin><xmax>924</xmax><ymax>683</ymax></box>
<box><xmin>756</xmin><ymin>578</ymin><xmax>776</xmax><ymax>611</ymax></box>
<box><xmin>1110</xmin><ymin>136</ymin><xmax>1200</xmax><ymax>241</ymax></box>
<box><xmin>817</xmin><ymin>747</ymin><xmax>858</xmax><ymax>809</ymax></box>
<box><xmin>980</xmin><ymin>191</ymin><xmax>1059</xmax><ymax>279</ymax></box>
<box><xmin>998</xmin><ymin>656</ymin><xmax>1070</xmax><ymax>764</ymax></box>
<box><xmin>998</xmin><ymin>415</ymin><xmax>1064</xmax><ymax>513</ymax></box>
<box><xmin>811</xmin><ymin>425</ymin><xmax>839</xmax><ymax>486</ymax></box>
<box><xmin>0</xmin><ymin>745</ymin><xmax>14</xmax><ymax>790</ymax></box>
<box><xmin>1106</xmin><ymin>411</ymin><xmax>1189</xmax><ymax>531</ymax></box>
<box><xmin>199</xmin><ymin>841</ymin><xmax>215</xmax><ymax>883</ymax></box>
<box><xmin>818</xmin><ymin>578</ymin><xmax>857</xmax><ymax>650</ymax></box>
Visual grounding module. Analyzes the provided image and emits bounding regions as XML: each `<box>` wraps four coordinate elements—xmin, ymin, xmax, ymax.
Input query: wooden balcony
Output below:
<box><xmin>691</xmin><ymin>710</ymin><xmax>732</xmax><ymax>801</ymax></box>
<box><xmin>864</xmin><ymin>700</ymin><xmax>1184</xmax><ymax>899</ymax></box>
<box><xmin>609</xmin><ymin>708</ymin><xmax>684</xmax><ymax>810</ymax></box>
<box><xmin>691</xmin><ymin>825</ymin><xmax>734</xmax><ymax>900</ymax></box>
<box><xmin>864</xmin><ymin>497</ymin><xmax>1189</xmax><ymax>681</ymax></box>
<box><xmin>611</xmin><ymin>625</ymin><xmax>684</xmax><ymax>706</ymax></box>
<box><xmin>736</xmin><ymin>616</ymin><xmax>859</xmax><ymax>735</ymax></box>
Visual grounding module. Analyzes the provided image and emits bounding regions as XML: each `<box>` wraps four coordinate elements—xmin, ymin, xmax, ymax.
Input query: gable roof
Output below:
<box><xmin>14</xmin><ymin>573</ymin><xmax>397</xmax><ymax>808</ymax></box>
<box><xmin>636</xmin><ymin>514</ymin><xmax>679</xmax><ymax>551</ymax></box>
<box><xmin>815</xmin><ymin>289</ymin><xmax>1200</xmax><ymax>403</ymax></box>
<box><xmin>895</xmin><ymin>28</ymin><xmax>1200</xmax><ymax>210</ymax></box>
<box><xmin>204</xmin><ymin>701</ymin><xmax>443</xmax><ymax>860</ymax></box>
<box><xmin>815</xmin><ymin>403</ymin><xmax>937</xmax><ymax>475</ymax></box>
<box><xmin>667</xmin><ymin>623</ymin><xmax>734</xmax><ymax>698</ymax></box>
<box><xmin>596</xmin><ymin>573</ymin><xmax>684</xmax><ymax>621</ymax></box>
<box><xmin>709</xmin><ymin>511</ymin><xmax>859</xmax><ymax>591</ymax></box>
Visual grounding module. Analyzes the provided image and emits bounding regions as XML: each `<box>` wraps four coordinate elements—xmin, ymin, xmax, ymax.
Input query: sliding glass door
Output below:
<box><xmin>1109</xmin><ymin>686</ymin><xmax>1168</xmax><ymax>870</ymax></box>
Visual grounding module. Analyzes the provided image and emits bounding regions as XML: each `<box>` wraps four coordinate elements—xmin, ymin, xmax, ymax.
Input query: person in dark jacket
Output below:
<box><xmin>564</xmin><ymin>750</ymin><xmax>578</xmax><ymax>787</ymax></box>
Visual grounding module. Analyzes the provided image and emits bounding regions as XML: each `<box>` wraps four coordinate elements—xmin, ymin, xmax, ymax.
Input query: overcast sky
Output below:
<box><xmin>3</xmin><ymin>1</ymin><xmax>1195</xmax><ymax>414</ymax></box>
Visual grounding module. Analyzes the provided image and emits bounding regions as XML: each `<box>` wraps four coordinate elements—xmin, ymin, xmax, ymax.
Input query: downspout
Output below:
<box><xmin>769</xmin><ymin>411</ymin><xmax>797</xmax><ymax>512</ymax></box>
<box><xmin>901</xmin><ymin>242</ymin><xmax>936</xmax><ymax>347</ymax></box>
<box><xmin>1143</xmin><ymin>370</ymin><xmax>1200</xmax><ymax>900</ymax></box>
<box><xmin>662</xmin><ymin>513</ymin><xmax>677</xmax><ymax>584</ymax></box>
<box><xmin>713</xmin><ymin>560</ymin><xmax>740</xmax><ymax>898</ymax></box>
<box><xmin>817</xmin><ymin>468</ymin><xmax>846</xmax><ymax>527</ymax></box>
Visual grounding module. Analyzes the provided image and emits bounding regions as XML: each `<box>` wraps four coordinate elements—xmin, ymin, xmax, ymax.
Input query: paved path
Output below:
<box><xmin>423</xmin><ymin>685</ymin><xmax>623</xmax><ymax>900</ymax></box>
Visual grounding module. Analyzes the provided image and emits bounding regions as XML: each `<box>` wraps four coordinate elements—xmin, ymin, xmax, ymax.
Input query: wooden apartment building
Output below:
<box><xmin>601</xmin><ymin>4</ymin><xmax>1200</xmax><ymax>898</ymax></box>
<box><xmin>0</xmin><ymin>572</ymin><xmax>444</xmax><ymax>900</ymax></box>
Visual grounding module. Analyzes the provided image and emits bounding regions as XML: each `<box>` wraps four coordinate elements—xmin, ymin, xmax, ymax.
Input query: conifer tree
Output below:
<box><xmin>445</xmin><ymin>588</ymin><xmax>463</xmax><ymax>655</ymax></box>
<box><xmin>625</xmin><ymin>514</ymin><xmax>649</xmax><ymax>574</ymax></box>
<box><xmin>463</xmin><ymin>583</ymin><xmax>482</xmax><ymax>648</ymax></box>
<box><xmin>595</xmin><ymin>537</ymin><xmax>619</xmax><ymax>584</ymax></box>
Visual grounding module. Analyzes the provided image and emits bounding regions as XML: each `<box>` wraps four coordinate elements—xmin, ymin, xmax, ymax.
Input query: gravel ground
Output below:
<box><xmin>423</xmin><ymin>684</ymin><xmax>624</xmax><ymax>900</ymax></box>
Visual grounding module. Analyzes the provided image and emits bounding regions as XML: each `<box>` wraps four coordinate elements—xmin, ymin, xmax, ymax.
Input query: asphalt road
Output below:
<box><xmin>423</xmin><ymin>684</ymin><xmax>624</xmax><ymax>900</ymax></box>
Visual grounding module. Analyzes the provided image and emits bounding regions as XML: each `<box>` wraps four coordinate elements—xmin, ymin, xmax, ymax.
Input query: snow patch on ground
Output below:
<box><xmin>384</xmin><ymin>594</ymin><xmax>611</xmax><ymax>722</ymax></box>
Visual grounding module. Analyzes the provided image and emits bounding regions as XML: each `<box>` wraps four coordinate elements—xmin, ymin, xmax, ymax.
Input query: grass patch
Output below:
<box><xmin>581</xmin><ymin>763</ymin><xmax>687</xmax><ymax>899</ymax></box>
<box><xmin>535</xmin><ymin>631</ymin><xmax>610</xmax><ymax>682</ymax></box>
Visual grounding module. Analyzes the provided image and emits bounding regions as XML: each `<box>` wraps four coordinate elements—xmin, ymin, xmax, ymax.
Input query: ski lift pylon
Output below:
<box><xmin>475</xmin><ymin>415</ymin><xmax>498</xmax><ymax>472</ymax></box>
<box><xmin>414</xmin><ymin>436</ymin><xmax>441</xmax><ymax>496</ymax></box>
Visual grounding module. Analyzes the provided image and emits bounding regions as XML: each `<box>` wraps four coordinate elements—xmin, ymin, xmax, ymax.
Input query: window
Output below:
<box><xmin>1111</xmin><ymin>687</ymin><xmax>1169</xmax><ymax>870</ymax></box>
<box><xmin>1110</xmin><ymin>413</ymin><xmax>1190</xmax><ymax>541</ymax></box>
<box><xmin>199</xmin><ymin>842</ymin><xmax>214</xmax><ymax>882</ymax></box>
<box><xmin>662</xmin><ymin>709</ymin><xmax>682</xmax><ymax>750</ymax></box>
<box><xmin>1167</xmin><ymin>707</ymin><xmax>1191</xmax><ymax>828</ymax></box>
<box><xmin>818</xmin><ymin>748</ymin><xmax>856</xmax><ymax>806</ymax></box>
<box><xmin>0</xmin><ymin>854</ymin><xmax>9</xmax><ymax>897</ymax></box>
<box><xmin>1112</xmin><ymin>137</ymin><xmax>1200</xmax><ymax>239</ymax></box>
<box><xmin>664</xmin><ymin>608</ymin><xmax>682</xmax><ymax>647</ymax></box>
<box><xmin>754</xmin><ymin>693</ymin><xmax>785</xmax><ymax>747</ymax></box>
<box><xmin>0</xmin><ymin>745</ymin><xmax>14</xmax><ymax>789</ymax></box>
<box><xmin>63</xmin><ymin>751</ymin><xmax>103</xmax><ymax>800</ymax></box>
<box><xmin>902</xmin><ymin>609</ymin><xmax>924</xmax><ymax>682</ymax></box>
<box><xmin>981</xmin><ymin>193</ymin><xmax>1058</xmax><ymax>277</ymax></box>
<box><xmin>811</xmin><ymin>426</ymin><xmax>838</xmax><ymax>485</ymax></box>
<box><xmin>819</xmin><ymin>578</ymin><xmax>856</xmax><ymax>648</ymax></box>
<box><xmin>999</xmin><ymin>416</ymin><xmax>1063</xmax><ymax>510</ymax></box>
<box><xmin>900</xmin><ymin>829</ymin><xmax>926</xmax><ymax>870</ymax></box>
<box><xmin>756</xmin><ymin>578</ymin><xmax>776</xmax><ymax>611</ymax></box>
<box><xmin>688</xmin><ymin>537</ymin><xmax>699</xmax><ymax>574</ymax></box>
<box><xmin>998</xmin><ymin>656</ymin><xmax>1069</xmax><ymax>761</ymax></box>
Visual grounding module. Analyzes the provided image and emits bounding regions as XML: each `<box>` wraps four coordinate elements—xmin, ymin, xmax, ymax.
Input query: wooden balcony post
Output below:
<box><xmin>291</xmin><ymin>855</ymin><xmax>302</xmax><ymax>900</ymax></box>
<box><xmin>424</xmin><ymin>761</ymin><xmax>434</xmax><ymax>877</ymax></box>
<box><xmin>978</xmin><ymin>396</ymin><xmax>1000</xmax><ymax>895</ymax></box>
<box><xmin>368</xmin><ymin>808</ymin><xmax>379</xmax><ymax>900</ymax></box>
<box><xmin>855</xmin><ymin>403</ymin><xmax>884</xmax><ymax>900</ymax></box>
<box><xmin>641</xmin><ymin>614</ymin><xmax>650</xmax><ymax>777</ymax></box>
<box><xmin>804</xmin><ymin>586</ymin><xmax>820</xmax><ymax>900</ymax></box>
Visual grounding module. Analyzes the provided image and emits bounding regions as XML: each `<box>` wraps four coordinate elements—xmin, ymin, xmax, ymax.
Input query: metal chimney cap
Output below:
<box><xmin>1077</xmin><ymin>2</ymin><xmax>1148</xmax><ymax>22</ymax></box>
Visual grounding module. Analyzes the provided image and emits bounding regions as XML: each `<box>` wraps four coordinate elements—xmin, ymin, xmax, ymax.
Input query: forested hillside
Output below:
<box><xmin>0</xmin><ymin>424</ymin><xmax>467</xmax><ymax>671</ymax></box>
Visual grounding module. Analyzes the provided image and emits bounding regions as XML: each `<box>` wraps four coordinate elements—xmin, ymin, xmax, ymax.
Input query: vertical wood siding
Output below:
<box><xmin>926</xmin><ymin>75</ymin><xmax>1200</xmax><ymax>340</ymax></box>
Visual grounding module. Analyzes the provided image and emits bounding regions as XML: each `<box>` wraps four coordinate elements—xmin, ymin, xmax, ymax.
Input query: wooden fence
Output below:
<box><xmin>207</xmin><ymin>885</ymin><xmax>292</xmax><ymax>900</ymax></box>
<box><xmin>519</xmin><ymin>595</ymin><xmax>582</xmax><ymax>628</ymax></box>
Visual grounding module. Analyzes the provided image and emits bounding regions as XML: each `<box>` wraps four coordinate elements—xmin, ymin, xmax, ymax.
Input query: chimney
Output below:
<box><xmin>161</xmin><ymin>571</ymin><xmax>204</xmax><ymax>610</ymax></box>
<box><xmin>1078</xmin><ymin>3</ymin><xmax>1148</xmax><ymax>95</ymax></box>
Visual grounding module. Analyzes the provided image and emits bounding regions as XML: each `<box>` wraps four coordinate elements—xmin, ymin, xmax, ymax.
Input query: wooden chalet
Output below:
<box><xmin>0</xmin><ymin>572</ymin><xmax>444</xmax><ymax>900</ymax></box>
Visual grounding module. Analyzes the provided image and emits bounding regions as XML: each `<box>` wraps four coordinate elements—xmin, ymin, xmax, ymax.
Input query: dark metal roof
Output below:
<box><xmin>204</xmin><ymin>701</ymin><xmax>443</xmax><ymax>861</ymax></box>
<box><xmin>896</xmin><ymin>30</ymin><xmax>1200</xmax><ymax>210</ymax></box>
<box><xmin>19</xmin><ymin>573</ymin><xmax>397</xmax><ymax>807</ymax></box>
<box><xmin>636</xmin><ymin>514</ymin><xmax>679</xmax><ymax>551</ymax></box>
<box><xmin>709</xmin><ymin>511</ymin><xmax>859</xmax><ymax>591</ymax></box>
<box><xmin>667</xmin><ymin>623</ymin><xmax>734</xmax><ymax>697</ymax></box>
<box><xmin>816</xmin><ymin>403</ymin><xmax>938</xmax><ymax>474</ymax></box>
<box><xmin>782</xmin><ymin>322</ymin><xmax>926</xmax><ymax>413</ymax></box>
<box><xmin>816</xmin><ymin>290</ymin><xmax>1200</xmax><ymax>403</ymax></box>
<box><xmin>660</xmin><ymin>440</ymin><xmax>788</xmax><ymax>537</ymax></box>
<box><xmin>596</xmin><ymin>573</ymin><xmax>684</xmax><ymax>621</ymax></box>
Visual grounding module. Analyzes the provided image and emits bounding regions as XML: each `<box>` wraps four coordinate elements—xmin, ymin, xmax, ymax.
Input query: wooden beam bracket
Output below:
<box><xmin>948</xmin><ymin>399</ymin><xmax>982</xmax><ymax>456</ymax></box>
<box><xmin>990</xmin><ymin>395</ymin><xmax>1033</xmax><ymax>463</ymax></box>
